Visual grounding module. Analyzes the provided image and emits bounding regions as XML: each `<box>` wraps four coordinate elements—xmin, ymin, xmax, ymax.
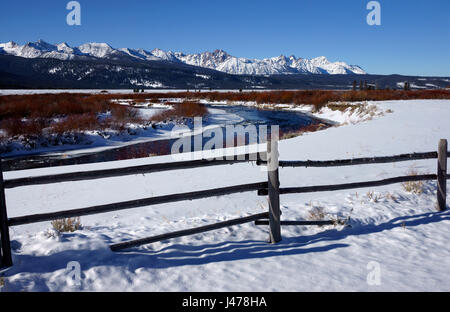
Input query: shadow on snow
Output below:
<box><xmin>4</xmin><ymin>210</ymin><xmax>449</xmax><ymax>287</ymax></box>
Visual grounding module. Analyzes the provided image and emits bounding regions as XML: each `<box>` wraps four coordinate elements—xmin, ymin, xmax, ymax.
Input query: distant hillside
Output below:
<box><xmin>0</xmin><ymin>54</ymin><xmax>449</xmax><ymax>90</ymax></box>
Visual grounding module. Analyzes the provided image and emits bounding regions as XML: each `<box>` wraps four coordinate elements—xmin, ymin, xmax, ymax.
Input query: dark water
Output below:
<box><xmin>1</xmin><ymin>105</ymin><xmax>327</xmax><ymax>171</ymax></box>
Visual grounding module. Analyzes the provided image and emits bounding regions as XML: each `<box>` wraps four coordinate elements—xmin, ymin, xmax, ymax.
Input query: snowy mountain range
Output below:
<box><xmin>0</xmin><ymin>40</ymin><xmax>366</xmax><ymax>75</ymax></box>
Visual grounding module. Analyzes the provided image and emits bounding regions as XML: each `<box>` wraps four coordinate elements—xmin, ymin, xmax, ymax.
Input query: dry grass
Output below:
<box><xmin>0</xmin><ymin>93</ymin><xmax>109</xmax><ymax>120</ymax></box>
<box><xmin>110</xmin><ymin>89</ymin><xmax>450</xmax><ymax>115</ymax></box>
<box><xmin>51</xmin><ymin>113</ymin><xmax>99</xmax><ymax>134</ymax></box>
<box><xmin>385</xmin><ymin>192</ymin><xmax>398</xmax><ymax>202</ymax></box>
<box><xmin>279</xmin><ymin>122</ymin><xmax>330</xmax><ymax>140</ymax></box>
<box><xmin>150</xmin><ymin>101</ymin><xmax>208</xmax><ymax>122</ymax></box>
<box><xmin>193</xmin><ymin>89</ymin><xmax>450</xmax><ymax>107</ymax></box>
<box><xmin>279</xmin><ymin>131</ymin><xmax>302</xmax><ymax>140</ymax></box>
<box><xmin>307</xmin><ymin>205</ymin><xmax>327</xmax><ymax>221</ymax></box>
<box><xmin>0</xmin><ymin>93</ymin><xmax>144</xmax><ymax>138</ymax></box>
<box><xmin>402</xmin><ymin>169</ymin><xmax>424</xmax><ymax>194</ymax></box>
<box><xmin>306</xmin><ymin>202</ymin><xmax>349</xmax><ymax>227</ymax></box>
<box><xmin>366</xmin><ymin>191</ymin><xmax>382</xmax><ymax>203</ymax></box>
<box><xmin>51</xmin><ymin>217</ymin><xmax>82</xmax><ymax>233</ymax></box>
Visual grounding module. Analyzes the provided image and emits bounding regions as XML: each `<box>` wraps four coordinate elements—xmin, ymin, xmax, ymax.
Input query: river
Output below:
<box><xmin>1</xmin><ymin>104</ymin><xmax>328</xmax><ymax>171</ymax></box>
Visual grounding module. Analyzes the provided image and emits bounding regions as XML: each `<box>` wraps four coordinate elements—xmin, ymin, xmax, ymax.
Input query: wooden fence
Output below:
<box><xmin>255</xmin><ymin>139</ymin><xmax>449</xmax><ymax>231</ymax></box>
<box><xmin>0</xmin><ymin>152</ymin><xmax>269</xmax><ymax>268</ymax></box>
<box><xmin>0</xmin><ymin>139</ymin><xmax>448</xmax><ymax>268</ymax></box>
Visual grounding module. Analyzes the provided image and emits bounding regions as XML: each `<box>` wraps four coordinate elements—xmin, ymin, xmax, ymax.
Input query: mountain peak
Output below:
<box><xmin>1</xmin><ymin>41</ymin><xmax>18</xmax><ymax>48</ymax></box>
<box><xmin>312</xmin><ymin>56</ymin><xmax>328</xmax><ymax>62</ymax></box>
<box><xmin>0</xmin><ymin>39</ymin><xmax>367</xmax><ymax>75</ymax></box>
<box><xmin>78</xmin><ymin>42</ymin><xmax>115</xmax><ymax>58</ymax></box>
<box><xmin>56</xmin><ymin>42</ymin><xmax>74</xmax><ymax>54</ymax></box>
<box><xmin>26</xmin><ymin>40</ymin><xmax>56</xmax><ymax>52</ymax></box>
<box><xmin>212</xmin><ymin>49</ymin><xmax>227</xmax><ymax>55</ymax></box>
<box><xmin>151</xmin><ymin>48</ymin><xmax>177</xmax><ymax>59</ymax></box>
<box><xmin>80</xmin><ymin>42</ymin><xmax>112</xmax><ymax>48</ymax></box>
<box><xmin>210</xmin><ymin>49</ymin><xmax>229</xmax><ymax>61</ymax></box>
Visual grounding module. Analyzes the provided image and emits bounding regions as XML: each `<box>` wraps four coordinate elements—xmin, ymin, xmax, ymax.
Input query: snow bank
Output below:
<box><xmin>1</xmin><ymin>100</ymin><xmax>449</xmax><ymax>292</ymax></box>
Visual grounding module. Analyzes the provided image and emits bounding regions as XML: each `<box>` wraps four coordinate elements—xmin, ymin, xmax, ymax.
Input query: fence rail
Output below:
<box><xmin>254</xmin><ymin>220</ymin><xmax>336</xmax><ymax>226</ymax></box>
<box><xmin>258</xmin><ymin>151</ymin><xmax>448</xmax><ymax>168</ymax></box>
<box><xmin>111</xmin><ymin>212</ymin><xmax>270</xmax><ymax>251</ymax></box>
<box><xmin>4</xmin><ymin>153</ymin><xmax>264</xmax><ymax>189</ymax></box>
<box><xmin>278</xmin><ymin>151</ymin><xmax>441</xmax><ymax>168</ymax></box>
<box><xmin>0</xmin><ymin>139</ymin><xmax>448</xmax><ymax>269</ymax></box>
<box><xmin>258</xmin><ymin>174</ymin><xmax>443</xmax><ymax>195</ymax></box>
<box><xmin>7</xmin><ymin>182</ymin><xmax>268</xmax><ymax>227</ymax></box>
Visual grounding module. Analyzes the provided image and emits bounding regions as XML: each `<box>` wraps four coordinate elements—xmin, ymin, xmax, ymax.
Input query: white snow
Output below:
<box><xmin>0</xmin><ymin>40</ymin><xmax>367</xmax><ymax>75</ymax></box>
<box><xmin>0</xmin><ymin>100</ymin><xmax>449</xmax><ymax>292</ymax></box>
<box><xmin>177</xmin><ymin>50</ymin><xmax>366</xmax><ymax>75</ymax></box>
<box><xmin>397</xmin><ymin>82</ymin><xmax>428</xmax><ymax>90</ymax></box>
<box><xmin>195</xmin><ymin>74</ymin><xmax>211</xmax><ymax>80</ymax></box>
<box><xmin>129</xmin><ymin>79</ymin><xmax>165</xmax><ymax>88</ymax></box>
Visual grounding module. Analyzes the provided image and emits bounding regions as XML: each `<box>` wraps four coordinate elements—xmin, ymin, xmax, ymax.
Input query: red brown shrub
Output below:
<box><xmin>1</xmin><ymin>118</ymin><xmax>45</xmax><ymax>137</ymax></box>
<box><xmin>1</xmin><ymin>89</ymin><xmax>449</xmax><ymax>139</ymax></box>
<box><xmin>151</xmin><ymin>101</ymin><xmax>208</xmax><ymax>122</ymax></box>
<box><xmin>51</xmin><ymin>113</ymin><xmax>99</xmax><ymax>134</ymax></box>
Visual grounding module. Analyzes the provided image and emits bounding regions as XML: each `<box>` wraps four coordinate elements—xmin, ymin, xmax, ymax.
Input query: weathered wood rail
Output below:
<box><xmin>110</xmin><ymin>212</ymin><xmax>270</xmax><ymax>251</ymax></box>
<box><xmin>0</xmin><ymin>153</ymin><xmax>267</xmax><ymax>267</ymax></box>
<box><xmin>278</xmin><ymin>152</ymin><xmax>438</xmax><ymax>167</ymax></box>
<box><xmin>0</xmin><ymin>139</ymin><xmax>448</xmax><ymax>268</ymax></box>
<box><xmin>7</xmin><ymin>182</ymin><xmax>268</xmax><ymax>227</ymax></box>
<box><xmin>257</xmin><ymin>174</ymin><xmax>440</xmax><ymax>195</ymax></box>
<box><xmin>254</xmin><ymin>220</ymin><xmax>336</xmax><ymax>226</ymax></box>
<box><xmin>3</xmin><ymin>153</ymin><xmax>261</xmax><ymax>189</ymax></box>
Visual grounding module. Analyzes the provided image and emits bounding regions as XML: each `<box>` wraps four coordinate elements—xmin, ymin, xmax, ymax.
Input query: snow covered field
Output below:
<box><xmin>1</xmin><ymin>99</ymin><xmax>449</xmax><ymax>292</ymax></box>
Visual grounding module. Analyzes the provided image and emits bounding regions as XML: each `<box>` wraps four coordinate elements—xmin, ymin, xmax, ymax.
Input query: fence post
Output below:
<box><xmin>267</xmin><ymin>135</ymin><xmax>281</xmax><ymax>243</ymax></box>
<box><xmin>0</xmin><ymin>160</ymin><xmax>12</xmax><ymax>267</ymax></box>
<box><xmin>437</xmin><ymin>139</ymin><xmax>447</xmax><ymax>212</ymax></box>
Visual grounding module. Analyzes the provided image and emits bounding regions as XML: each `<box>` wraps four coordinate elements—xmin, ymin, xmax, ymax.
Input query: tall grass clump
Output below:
<box><xmin>401</xmin><ymin>169</ymin><xmax>424</xmax><ymax>194</ymax></box>
<box><xmin>51</xmin><ymin>217</ymin><xmax>82</xmax><ymax>233</ymax></box>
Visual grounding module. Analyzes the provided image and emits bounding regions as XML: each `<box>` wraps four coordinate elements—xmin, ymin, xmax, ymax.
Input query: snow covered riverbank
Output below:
<box><xmin>0</xmin><ymin>102</ymin><xmax>243</xmax><ymax>159</ymax></box>
<box><xmin>1</xmin><ymin>99</ymin><xmax>449</xmax><ymax>292</ymax></box>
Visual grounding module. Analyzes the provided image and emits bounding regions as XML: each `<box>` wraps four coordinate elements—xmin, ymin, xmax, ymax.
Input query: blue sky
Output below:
<box><xmin>1</xmin><ymin>0</ymin><xmax>449</xmax><ymax>76</ymax></box>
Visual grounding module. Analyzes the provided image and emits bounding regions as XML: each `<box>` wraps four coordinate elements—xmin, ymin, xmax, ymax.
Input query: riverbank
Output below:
<box><xmin>1</xmin><ymin>101</ymin><xmax>331</xmax><ymax>170</ymax></box>
<box><xmin>2</xmin><ymin>89</ymin><xmax>446</xmax><ymax>159</ymax></box>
